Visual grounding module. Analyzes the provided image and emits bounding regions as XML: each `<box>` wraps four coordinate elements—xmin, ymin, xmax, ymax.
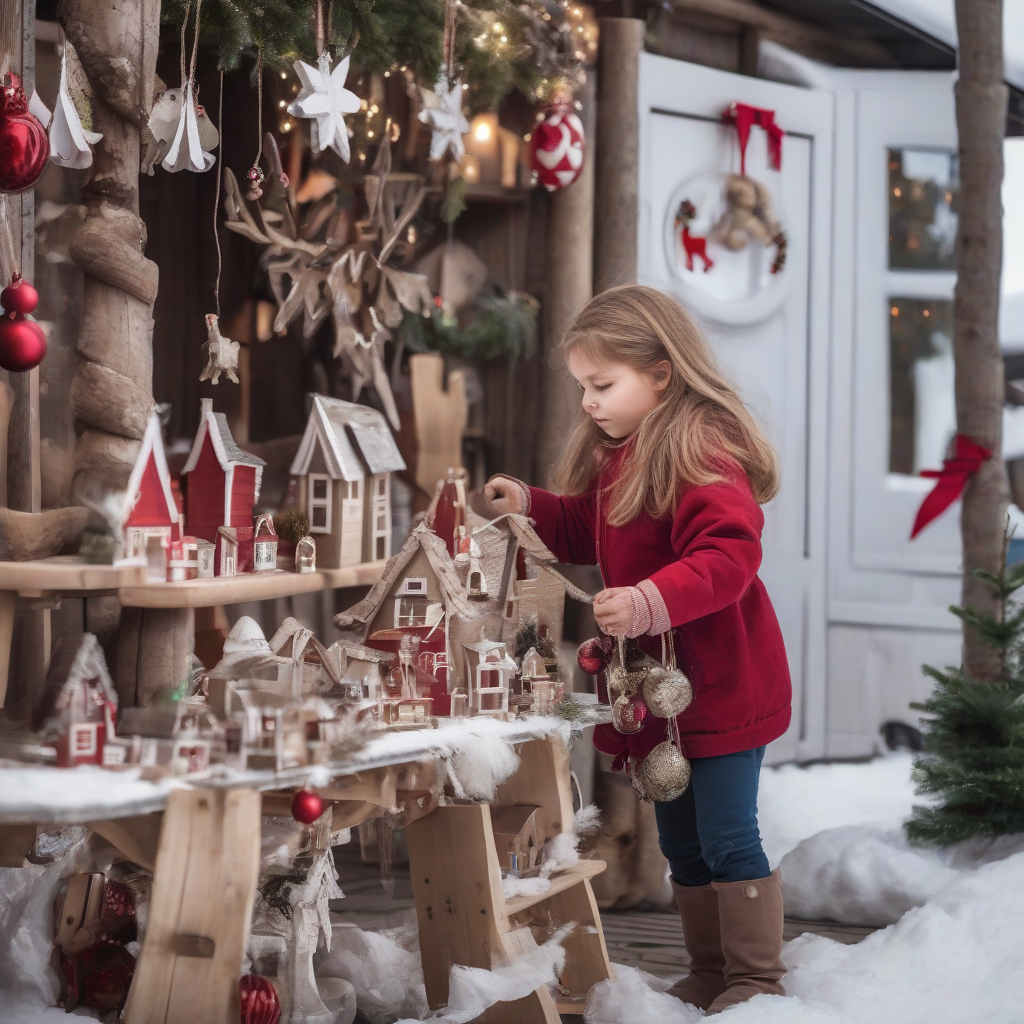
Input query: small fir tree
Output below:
<box><xmin>906</xmin><ymin>529</ymin><xmax>1024</xmax><ymax>845</ymax></box>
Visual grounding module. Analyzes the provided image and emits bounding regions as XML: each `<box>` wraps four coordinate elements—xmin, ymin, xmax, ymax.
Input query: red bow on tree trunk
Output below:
<box><xmin>723</xmin><ymin>102</ymin><xmax>784</xmax><ymax>175</ymax></box>
<box><xmin>910</xmin><ymin>434</ymin><xmax>993</xmax><ymax>539</ymax></box>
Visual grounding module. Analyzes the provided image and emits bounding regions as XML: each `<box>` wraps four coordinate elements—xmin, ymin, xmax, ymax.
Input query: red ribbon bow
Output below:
<box><xmin>910</xmin><ymin>434</ymin><xmax>993</xmax><ymax>539</ymax></box>
<box><xmin>724</xmin><ymin>102</ymin><xmax>784</xmax><ymax>175</ymax></box>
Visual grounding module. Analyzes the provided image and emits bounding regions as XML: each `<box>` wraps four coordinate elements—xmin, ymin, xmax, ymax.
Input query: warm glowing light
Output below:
<box><xmin>463</xmin><ymin>83</ymin><xmax>469</xmax><ymax>90</ymax></box>
<box><xmin>360</xmin><ymin>99</ymin><xmax>369</xmax><ymax>111</ymax></box>
<box><xmin>370</xmin><ymin>104</ymin><xmax>379</xmax><ymax>113</ymax></box>
<box><xmin>891</xmin><ymin>306</ymin><xmax>899</xmax><ymax>316</ymax></box>
<box><xmin>280</xmin><ymin>72</ymin><xmax>288</xmax><ymax>80</ymax></box>
<box><xmin>367</xmin><ymin>130</ymin><xmax>374</xmax><ymax>138</ymax></box>
<box><xmin>894</xmin><ymin>187</ymin><xmax>902</xmax><ymax>197</ymax></box>
<box><xmin>524</xmin><ymin>133</ymin><xmax>531</xmax><ymax>142</ymax></box>
<box><xmin>278</xmin><ymin>100</ymin><xmax>286</xmax><ymax>108</ymax></box>
<box><xmin>501</xmin><ymin>35</ymin><xmax>507</xmax><ymax>42</ymax></box>
<box><xmin>473</xmin><ymin>121</ymin><xmax>492</xmax><ymax>142</ymax></box>
<box><xmin>493</xmin><ymin>22</ymin><xmax>503</xmax><ymax>32</ymax></box>
<box><xmin>923</xmin><ymin>309</ymin><xmax>930</xmax><ymax>317</ymax></box>
<box><xmin>282</xmin><ymin>121</ymin><xmax>292</xmax><ymax>132</ymax></box>
<box><xmin>384</xmin><ymin>70</ymin><xmax>391</xmax><ymax>77</ymax></box>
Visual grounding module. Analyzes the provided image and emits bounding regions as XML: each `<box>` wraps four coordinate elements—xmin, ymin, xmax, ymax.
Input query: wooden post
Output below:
<box><xmin>593</xmin><ymin>18</ymin><xmax>644</xmax><ymax>294</ymax></box>
<box><xmin>537</xmin><ymin>77</ymin><xmax>596</xmax><ymax>487</ymax></box>
<box><xmin>59</xmin><ymin>0</ymin><xmax>194</xmax><ymax>701</ymax></box>
<box><xmin>952</xmin><ymin>0</ymin><xmax>1010</xmax><ymax>679</ymax></box>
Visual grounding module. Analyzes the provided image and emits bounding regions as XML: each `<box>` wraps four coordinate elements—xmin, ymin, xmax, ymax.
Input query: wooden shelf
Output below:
<box><xmin>0</xmin><ymin>557</ymin><xmax>149</xmax><ymax>594</ymax></box>
<box><xmin>117</xmin><ymin>561</ymin><xmax>386</xmax><ymax>607</ymax></box>
<box><xmin>504</xmin><ymin>859</ymin><xmax>607</xmax><ymax>916</ymax></box>
<box><xmin>0</xmin><ymin>557</ymin><xmax>385</xmax><ymax>607</ymax></box>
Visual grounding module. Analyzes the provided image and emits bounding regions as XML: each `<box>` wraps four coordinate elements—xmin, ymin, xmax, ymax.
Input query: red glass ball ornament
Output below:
<box><xmin>529</xmin><ymin>99</ymin><xmax>585</xmax><ymax>192</ymax></box>
<box><xmin>576</xmin><ymin>635</ymin><xmax>612</xmax><ymax>675</ymax></box>
<box><xmin>1</xmin><ymin>273</ymin><xmax>38</xmax><ymax>315</ymax></box>
<box><xmin>0</xmin><ymin>314</ymin><xmax>46</xmax><ymax>372</ymax></box>
<box><xmin>239</xmin><ymin>974</ymin><xmax>281</xmax><ymax>1024</ymax></box>
<box><xmin>291</xmin><ymin>788</ymin><xmax>325</xmax><ymax>824</ymax></box>
<box><xmin>0</xmin><ymin>73</ymin><xmax>49</xmax><ymax>193</ymax></box>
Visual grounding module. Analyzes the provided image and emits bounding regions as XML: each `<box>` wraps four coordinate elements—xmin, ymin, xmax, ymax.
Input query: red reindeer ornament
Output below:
<box><xmin>674</xmin><ymin>200</ymin><xmax>714</xmax><ymax>273</ymax></box>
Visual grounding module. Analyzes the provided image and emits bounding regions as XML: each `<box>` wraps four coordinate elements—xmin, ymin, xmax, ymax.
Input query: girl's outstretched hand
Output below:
<box><xmin>593</xmin><ymin>587</ymin><xmax>636</xmax><ymax>636</ymax></box>
<box><xmin>483</xmin><ymin>477</ymin><xmax>523</xmax><ymax>516</ymax></box>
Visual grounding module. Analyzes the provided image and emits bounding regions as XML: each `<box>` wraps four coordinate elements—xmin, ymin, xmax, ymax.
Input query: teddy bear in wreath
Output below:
<box><xmin>712</xmin><ymin>173</ymin><xmax>788</xmax><ymax>275</ymax></box>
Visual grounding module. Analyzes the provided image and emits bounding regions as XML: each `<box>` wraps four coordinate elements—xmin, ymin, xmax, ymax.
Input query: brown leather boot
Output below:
<box><xmin>707</xmin><ymin>869</ymin><xmax>786</xmax><ymax>1013</ymax></box>
<box><xmin>666</xmin><ymin>878</ymin><xmax>727</xmax><ymax>1010</ymax></box>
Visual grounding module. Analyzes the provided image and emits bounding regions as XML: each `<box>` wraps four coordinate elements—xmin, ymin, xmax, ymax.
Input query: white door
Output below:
<box><xmin>827</xmin><ymin>72</ymin><xmax>963</xmax><ymax>758</ymax></box>
<box><xmin>638</xmin><ymin>55</ymin><xmax>833</xmax><ymax>763</ymax></box>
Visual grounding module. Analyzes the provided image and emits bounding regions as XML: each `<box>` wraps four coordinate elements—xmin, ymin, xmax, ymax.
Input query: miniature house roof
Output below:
<box><xmin>289</xmin><ymin>395</ymin><xmax>406</xmax><ymax>481</ymax></box>
<box><xmin>269</xmin><ymin>617</ymin><xmax>342</xmax><ymax>688</ymax></box>
<box><xmin>223</xmin><ymin>616</ymin><xmax>270</xmax><ymax>655</ymax></box>
<box><xmin>334</xmin><ymin>522</ymin><xmax>472</xmax><ymax>636</ymax></box>
<box><xmin>330</xmin><ymin>641</ymin><xmax>395</xmax><ymax>666</ymax></box>
<box><xmin>33</xmin><ymin>631</ymin><xmax>117</xmax><ymax>735</ymax></box>
<box><xmin>182</xmin><ymin>398</ymin><xmax>266</xmax><ymax>497</ymax></box>
<box><xmin>121</xmin><ymin>411</ymin><xmax>180</xmax><ymax>531</ymax></box>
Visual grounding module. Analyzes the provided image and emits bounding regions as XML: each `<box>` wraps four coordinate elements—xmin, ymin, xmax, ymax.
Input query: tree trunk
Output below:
<box><xmin>59</xmin><ymin>0</ymin><xmax>193</xmax><ymax>702</ymax></box>
<box><xmin>953</xmin><ymin>0</ymin><xmax>1009</xmax><ymax>680</ymax></box>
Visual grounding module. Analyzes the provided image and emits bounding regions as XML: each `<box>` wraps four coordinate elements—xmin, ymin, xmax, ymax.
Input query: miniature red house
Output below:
<box><xmin>33</xmin><ymin>632</ymin><xmax>118</xmax><ymax>768</ymax></box>
<box><xmin>120</xmin><ymin>411</ymin><xmax>181</xmax><ymax>582</ymax></box>
<box><xmin>182</xmin><ymin>399</ymin><xmax>265</xmax><ymax>575</ymax></box>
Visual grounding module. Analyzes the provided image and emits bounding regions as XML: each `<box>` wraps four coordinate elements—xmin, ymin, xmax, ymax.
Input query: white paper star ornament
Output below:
<box><xmin>418</xmin><ymin>74</ymin><xmax>470</xmax><ymax>162</ymax></box>
<box><xmin>288</xmin><ymin>54</ymin><xmax>361</xmax><ymax>162</ymax></box>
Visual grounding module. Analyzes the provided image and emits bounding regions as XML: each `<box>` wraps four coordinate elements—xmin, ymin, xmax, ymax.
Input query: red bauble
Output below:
<box><xmin>529</xmin><ymin>100</ymin><xmax>585</xmax><ymax>192</ymax></box>
<box><xmin>1</xmin><ymin>273</ymin><xmax>38</xmax><ymax>315</ymax></box>
<box><xmin>291</xmin><ymin>788</ymin><xmax>325</xmax><ymax>824</ymax></box>
<box><xmin>0</xmin><ymin>314</ymin><xmax>46</xmax><ymax>371</ymax></box>
<box><xmin>0</xmin><ymin>73</ymin><xmax>49</xmax><ymax>194</ymax></box>
<box><xmin>239</xmin><ymin>974</ymin><xmax>282</xmax><ymax>1024</ymax></box>
<box><xmin>577</xmin><ymin>635</ymin><xmax>612</xmax><ymax>675</ymax></box>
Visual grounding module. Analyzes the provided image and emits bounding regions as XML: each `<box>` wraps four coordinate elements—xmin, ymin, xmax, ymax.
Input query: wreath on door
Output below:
<box><xmin>674</xmin><ymin>104</ymin><xmax>788</xmax><ymax>277</ymax></box>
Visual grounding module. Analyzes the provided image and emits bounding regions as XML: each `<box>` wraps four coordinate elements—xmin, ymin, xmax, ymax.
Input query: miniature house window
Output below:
<box><xmin>309</xmin><ymin>474</ymin><xmax>331</xmax><ymax>533</ymax></box>
<box><xmin>378</xmin><ymin>478</ymin><xmax>386</xmax><ymax>496</ymax></box>
<box><xmin>395</xmin><ymin>578</ymin><xmax>429</xmax><ymax>627</ymax></box>
<box><xmin>351</xmin><ymin>480</ymin><xmax>359</xmax><ymax>500</ymax></box>
<box><xmin>887</xmin><ymin>149</ymin><xmax>958</xmax><ymax>272</ymax></box>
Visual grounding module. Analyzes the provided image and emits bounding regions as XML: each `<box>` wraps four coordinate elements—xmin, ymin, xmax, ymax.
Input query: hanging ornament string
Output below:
<box><xmin>0</xmin><ymin>0</ymin><xmax>19</xmax><ymax>280</ymax></box>
<box><xmin>212</xmin><ymin>69</ymin><xmax>224</xmax><ymax>315</ymax></box>
<box><xmin>179</xmin><ymin>1</ymin><xmax>190</xmax><ymax>88</ymax></box>
<box><xmin>316</xmin><ymin>0</ymin><xmax>336</xmax><ymax>59</ymax></box>
<box><xmin>443</xmin><ymin>0</ymin><xmax>457</xmax><ymax>80</ymax></box>
<box><xmin>245</xmin><ymin>51</ymin><xmax>265</xmax><ymax>199</ymax></box>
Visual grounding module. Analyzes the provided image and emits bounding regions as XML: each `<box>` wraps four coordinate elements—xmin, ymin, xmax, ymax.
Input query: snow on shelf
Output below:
<box><xmin>0</xmin><ymin>557</ymin><xmax>386</xmax><ymax>607</ymax></box>
<box><xmin>0</xmin><ymin>716</ymin><xmax>578</xmax><ymax>824</ymax></box>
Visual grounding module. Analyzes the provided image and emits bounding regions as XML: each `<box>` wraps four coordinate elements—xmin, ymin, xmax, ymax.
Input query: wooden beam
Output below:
<box><xmin>670</xmin><ymin>0</ymin><xmax>898</xmax><ymax>67</ymax></box>
<box><xmin>594</xmin><ymin>18</ymin><xmax>645</xmax><ymax>293</ymax></box>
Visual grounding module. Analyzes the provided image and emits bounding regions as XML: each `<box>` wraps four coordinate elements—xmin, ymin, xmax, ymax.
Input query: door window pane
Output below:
<box><xmin>888</xmin><ymin>148</ymin><xmax>959</xmax><ymax>270</ymax></box>
<box><xmin>889</xmin><ymin>298</ymin><xmax>955</xmax><ymax>475</ymax></box>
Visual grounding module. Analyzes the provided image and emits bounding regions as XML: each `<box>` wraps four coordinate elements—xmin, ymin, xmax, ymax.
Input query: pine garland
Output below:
<box><xmin>161</xmin><ymin>0</ymin><xmax>581</xmax><ymax>108</ymax></box>
<box><xmin>906</xmin><ymin>530</ymin><xmax>1024</xmax><ymax>846</ymax></box>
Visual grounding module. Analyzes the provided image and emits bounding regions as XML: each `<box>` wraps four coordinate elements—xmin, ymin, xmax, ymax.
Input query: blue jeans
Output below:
<box><xmin>654</xmin><ymin>746</ymin><xmax>770</xmax><ymax>886</ymax></box>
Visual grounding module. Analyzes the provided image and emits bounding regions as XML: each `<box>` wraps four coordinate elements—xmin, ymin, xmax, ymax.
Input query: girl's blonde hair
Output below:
<box><xmin>551</xmin><ymin>284</ymin><xmax>780</xmax><ymax>525</ymax></box>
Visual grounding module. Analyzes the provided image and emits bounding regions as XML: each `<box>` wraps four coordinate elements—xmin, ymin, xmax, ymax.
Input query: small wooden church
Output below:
<box><xmin>182</xmin><ymin>399</ymin><xmax>266</xmax><ymax>575</ymax></box>
<box><xmin>289</xmin><ymin>395</ymin><xmax>406</xmax><ymax>568</ymax></box>
<box><xmin>119</xmin><ymin>411</ymin><xmax>182</xmax><ymax>582</ymax></box>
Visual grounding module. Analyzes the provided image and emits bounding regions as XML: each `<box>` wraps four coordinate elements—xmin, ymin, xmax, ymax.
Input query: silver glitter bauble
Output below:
<box><xmin>642</xmin><ymin>666</ymin><xmax>694</xmax><ymax>719</ymax></box>
<box><xmin>638</xmin><ymin>741</ymin><xmax>691</xmax><ymax>802</ymax></box>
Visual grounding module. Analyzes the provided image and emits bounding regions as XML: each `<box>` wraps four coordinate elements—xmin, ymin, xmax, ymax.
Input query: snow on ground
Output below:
<box><xmin>585</xmin><ymin>851</ymin><xmax>1024</xmax><ymax>1024</ymax></box>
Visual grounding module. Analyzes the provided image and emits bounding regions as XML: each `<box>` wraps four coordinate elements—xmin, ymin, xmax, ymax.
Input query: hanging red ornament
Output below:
<box><xmin>239</xmin><ymin>974</ymin><xmax>282</xmax><ymax>1024</ymax></box>
<box><xmin>0</xmin><ymin>73</ymin><xmax>49</xmax><ymax>193</ymax></box>
<box><xmin>0</xmin><ymin>314</ymin><xmax>46</xmax><ymax>372</ymax></box>
<box><xmin>577</xmin><ymin>634</ymin><xmax>613</xmax><ymax>675</ymax></box>
<box><xmin>290</xmin><ymin>788</ymin><xmax>325</xmax><ymax>824</ymax></box>
<box><xmin>529</xmin><ymin>98</ymin><xmax>585</xmax><ymax>192</ymax></box>
<box><xmin>1</xmin><ymin>272</ymin><xmax>38</xmax><ymax>315</ymax></box>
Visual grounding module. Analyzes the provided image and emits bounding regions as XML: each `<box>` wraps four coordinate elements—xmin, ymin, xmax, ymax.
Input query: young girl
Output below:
<box><xmin>484</xmin><ymin>284</ymin><xmax>791</xmax><ymax>1013</ymax></box>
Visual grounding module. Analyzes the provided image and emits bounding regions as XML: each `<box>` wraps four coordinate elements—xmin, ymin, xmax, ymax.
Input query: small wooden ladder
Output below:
<box><xmin>405</xmin><ymin>737</ymin><xmax>612</xmax><ymax>1023</ymax></box>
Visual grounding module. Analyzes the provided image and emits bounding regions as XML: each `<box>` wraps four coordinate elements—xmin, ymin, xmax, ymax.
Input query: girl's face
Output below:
<box><xmin>567</xmin><ymin>350</ymin><xmax>671</xmax><ymax>439</ymax></box>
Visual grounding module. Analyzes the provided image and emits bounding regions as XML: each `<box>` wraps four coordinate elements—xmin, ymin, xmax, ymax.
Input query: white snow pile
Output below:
<box><xmin>757</xmin><ymin>753</ymin><xmax>919</xmax><ymax>868</ymax></box>
<box><xmin>780</xmin><ymin>824</ymin><xmax>1024</xmax><ymax>926</ymax></box>
<box><xmin>318</xmin><ymin>911</ymin><xmax>569</xmax><ymax>1024</ymax></box>
<box><xmin>585</xmin><ymin>850</ymin><xmax>1024</xmax><ymax>1024</ymax></box>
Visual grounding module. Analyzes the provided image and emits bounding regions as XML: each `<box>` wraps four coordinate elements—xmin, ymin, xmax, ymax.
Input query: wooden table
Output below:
<box><xmin>0</xmin><ymin>719</ymin><xmax>612</xmax><ymax>1024</ymax></box>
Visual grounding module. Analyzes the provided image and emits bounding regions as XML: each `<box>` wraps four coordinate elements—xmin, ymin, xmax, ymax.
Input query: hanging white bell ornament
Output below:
<box><xmin>49</xmin><ymin>42</ymin><xmax>102</xmax><ymax>169</ymax></box>
<box><xmin>162</xmin><ymin>81</ymin><xmax>215</xmax><ymax>173</ymax></box>
<box><xmin>288</xmin><ymin>53</ymin><xmax>361</xmax><ymax>162</ymax></box>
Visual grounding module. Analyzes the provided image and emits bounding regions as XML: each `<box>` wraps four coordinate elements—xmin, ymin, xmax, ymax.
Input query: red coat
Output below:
<box><xmin>527</xmin><ymin>452</ymin><xmax>791</xmax><ymax>760</ymax></box>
